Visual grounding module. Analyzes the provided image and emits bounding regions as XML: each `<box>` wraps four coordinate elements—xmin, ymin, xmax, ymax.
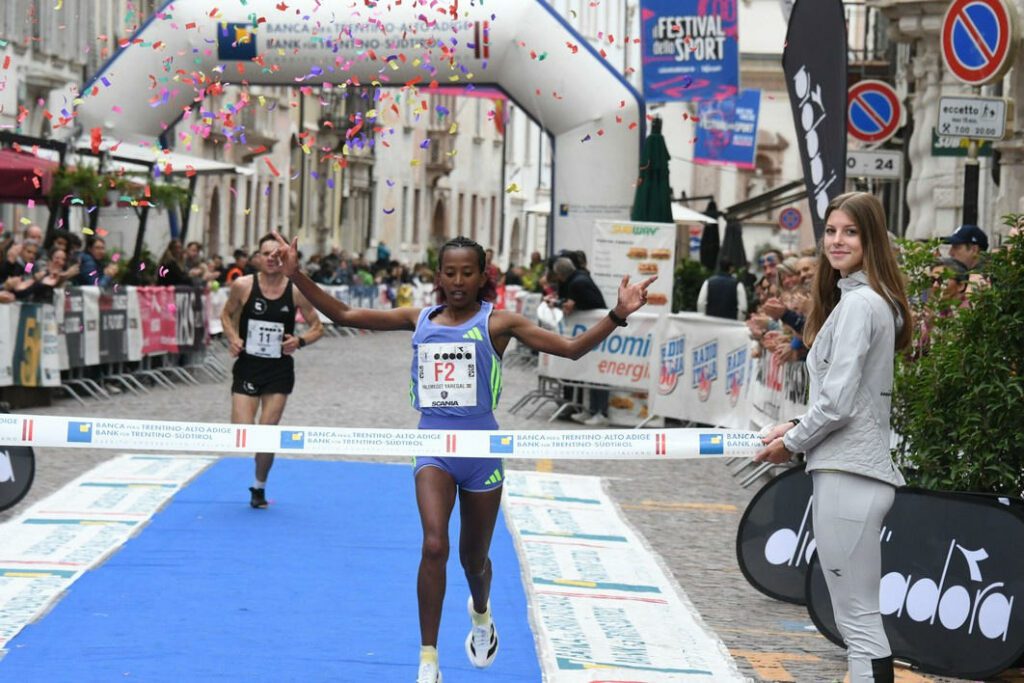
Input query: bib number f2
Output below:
<box><xmin>417</xmin><ymin>342</ymin><xmax>477</xmax><ymax>407</ymax></box>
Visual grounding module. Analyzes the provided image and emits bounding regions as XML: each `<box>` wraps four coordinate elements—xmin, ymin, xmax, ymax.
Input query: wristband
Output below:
<box><xmin>789</xmin><ymin>418</ymin><xmax>800</xmax><ymax>426</ymax></box>
<box><xmin>608</xmin><ymin>309</ymin><xmax>628</xmax><ymax>327</ymax></box>
<box><xmin>298</xmin><ymin>337</ymin><xmax>307</xmax><ymax>349</ymax></box>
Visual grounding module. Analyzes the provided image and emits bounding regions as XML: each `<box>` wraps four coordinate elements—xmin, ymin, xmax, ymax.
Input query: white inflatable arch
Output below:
<box><xmin>76</xmin><ymin>0</ymin><xmax>644</xmax><ymax>252</ymax></box>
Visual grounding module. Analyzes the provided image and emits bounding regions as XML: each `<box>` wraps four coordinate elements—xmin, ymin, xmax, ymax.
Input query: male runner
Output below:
<box><xmin>220</xmin><ymin>234</ymin><xmax>324</xmax><ymax>508</ymax></box>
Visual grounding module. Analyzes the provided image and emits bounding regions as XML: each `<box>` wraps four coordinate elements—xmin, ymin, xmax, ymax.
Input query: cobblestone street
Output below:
<box><xmin>1</xmin><ymin>331</ymin><xmax>987</xmax><ymax>682</ymax></box>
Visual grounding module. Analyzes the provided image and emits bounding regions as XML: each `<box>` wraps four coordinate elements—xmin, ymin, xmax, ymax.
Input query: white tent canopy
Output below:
<box><xmin>671</xmin><ymin>203</ymin><xmax>716</xmax><ymax>224</ymax></box>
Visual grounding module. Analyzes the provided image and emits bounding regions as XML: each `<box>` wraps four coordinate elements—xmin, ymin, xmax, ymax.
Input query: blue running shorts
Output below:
<box><xmin>415</xmin><ymin>413</ymin><xmax>505</xmax><ymax>493</ymax></box>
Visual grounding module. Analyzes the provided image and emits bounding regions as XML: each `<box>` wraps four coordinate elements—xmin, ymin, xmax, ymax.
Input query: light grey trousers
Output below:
<box><xmin>812</xmin><ymin>470</ymin><xmax>896</xmax><ymax>682</ymax></box>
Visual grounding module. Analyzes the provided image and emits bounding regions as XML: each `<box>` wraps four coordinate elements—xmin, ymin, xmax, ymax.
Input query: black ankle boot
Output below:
<box><xmin>870</xmin><ymin>655</ymin><xmax>894</xmax><ymax>683</ymax></box>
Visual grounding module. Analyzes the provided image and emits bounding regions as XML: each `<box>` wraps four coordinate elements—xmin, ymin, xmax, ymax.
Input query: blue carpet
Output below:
<box><xmin>0</xmin><ymin>459</ymin><xmax>541</xmax><ymax>682</ymax></box>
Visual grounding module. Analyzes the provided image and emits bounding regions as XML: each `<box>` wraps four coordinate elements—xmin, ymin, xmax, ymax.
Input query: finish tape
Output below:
<box><xmin>0</xmin><ymin>414</ymin><xmax>764</xmax><ymax>460</ymax></box>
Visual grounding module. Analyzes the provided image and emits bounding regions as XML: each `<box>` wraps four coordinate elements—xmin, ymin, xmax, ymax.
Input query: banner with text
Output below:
<box><xmin>648</xmin><ymin>312</ymin><xmax>753</xmax><ymax>429</ymax></box>
<box><xmin>591</xmin><ymin>220</ymin><xmax>676</xmax><ymax>311</ymax></box>
<box><xmin>540</xmin><ymin>311</ymin><xmax>658</xmax><ymax>391</ymax></box>
<box><xmin>694</xmin><ymin>89</ymin><xmax>762</xmax><ymax>169</ymax></box>
<box><xmin>640</xmin><ymin>0</ymin><xmax>739</xmax><ymax>103</ymax></box>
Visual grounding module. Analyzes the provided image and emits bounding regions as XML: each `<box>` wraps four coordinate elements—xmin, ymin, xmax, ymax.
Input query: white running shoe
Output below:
<box><xmin>583</xmin><ymin>413</ymin><xmax>610</xmax><ymax>427</ymax></box>
<box><xmin>465</xmin><ymin>595</ymin><xmax>499</xmax><ymax>668</ymax></box>
<box><xmin>416</xmin><ymin>659</ymin><xmax>442</xmax><ymax>683</ymax></box>
<box><xmin>569</xmin><ymin>410</ymin><xmax>592</xmax><ymax>424</ymax></box>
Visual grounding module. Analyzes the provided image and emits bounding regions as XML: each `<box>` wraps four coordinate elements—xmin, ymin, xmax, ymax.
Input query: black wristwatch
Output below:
<box><xmin>608</xmin><ymin>309</ymin><xmax>628</xmax><ymax>327</ymax></box>
<box><xmin>789</xmin><ymin>418</ymin><xmax>800</xmax><ymax>426</ymax></box>
<box><xmin>298</xmin><ymin>337</ymin><xmax>308</xmax><ymax>349</ymax></box>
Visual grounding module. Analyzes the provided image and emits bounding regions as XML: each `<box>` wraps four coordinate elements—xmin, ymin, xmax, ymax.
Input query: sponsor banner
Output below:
<box><xmin>0</xmin><ymin>454</ymin><xmax>213</xmax><ymax>649</ymax></box>
<box><xmin>174</xmin><ymin>286</ymin><xmax>206</xmax><ymax>352</ymax></box>
<box><xmin>648</xmin><ymin>313</ymin><xmax>752</xmax><ymax>429</ymax></box>
<box><xmin>11</xmin><ymin>303</ymin><xmax>61</xmax><ymax>388</ymax></box>
<box><xmin>748</xmin><ymin>354</ymin><xmax>808</xmax><ymax>429</ymax></box>
<box><xmin>782</xmin><ymin>0</ymin><xmax>847</xmax><ymax>241</ymax></box>
<box><xmin>0</xmin><ymin>304</ymin><xmax>13</xmax><ymax>387</ymax></box>
<box><xmin>640</xmin><ymin>0</ymin><xmax>740</xmax><ymax>103</ymax></box>
<box><xmin>806</xmin><ymin>489</ymin><xmax>1024</xmax><ymax>679</ymax></box>
<box><xmin>591</xmin><ymin>220</ymin><xmax>676</xmax><ymax>311</ymax></box>
<box><xmin>506</xmin><ymin>471</ymin><xmax>744</xmax><ymax>681</ymax></box>
<box><xmin>541</xmin><ymin>311</ymin><xmax>659</xmax><ymax>391</ymax></box>
<box><xmin>694</xmin><ymin>89</ymin><xmax>762</xmax><ymax>169</ymax></box>
<box><xmin>735</xmin><ymin>464</ymin><xmax>816</xmax><ymax>604</ymax></box>
<box><xmin>81</xmin><ymin>286</ymin><xmax>101</xmax><ymax>366</ymax></box>
<box><xmin>0</xmin><ymin>414</ymin><xmax>762</xmax><ymax>460</ymax></box>
<box><xmin>98</xmin><ymin>291</ymin><xmax>129</xmax><ymax>364</ymax></box>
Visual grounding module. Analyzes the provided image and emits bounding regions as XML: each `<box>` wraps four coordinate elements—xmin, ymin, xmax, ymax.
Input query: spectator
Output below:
<box><xmin>944</xmin><ymin>224</ymin><xmax>988</xmax><ymax>271</ymax></box>
<box><xmin>503</xmin><ymin>264</ymin><xmax>524</xmax><ymax>287</ymax></box>
<box><xmin>697</xmin><ymin>257</ymin><xmax>747</xmax><ymax>320</ymax></box>
<box><xmin>225</xmin><ymin>249</ymin><xmax>248</xmax><ymax>283</ymax></box>
<box><xmin>157</xmin><ymin>239</ymin><xmax>191</xmax><ymax>286</ymax></box>
<box><xmin>484</xmin><ymin>248</ymin><xmax>501</xmax><ymax>286</ymax></box>
<box><xmin>15</xmin><ymin>246</ymin><xmax>72</xmax><ymax>303</ymax></box>
<box><xmin>797</xmin><ymin>255</ymin><xmax>817</xmax><ymax>284</ymax></box>
<box><xmin>546</xmin><ymin>256</ymin><xmax>611</xmax><ymax>426</ymax></box>
<box><xmin>76</xmin><ymin>236</ymin><xmax>118</xmax><ymax>287</ymax></box>
<box><xmin>521</xmin><ymin>250</ymin><xmax>546</xmax><ymax>292</ymax></box>
<box><xmin>184</xmin><ymin>240</ymin><xmax>215</xmax><ymax>287</ymax></box>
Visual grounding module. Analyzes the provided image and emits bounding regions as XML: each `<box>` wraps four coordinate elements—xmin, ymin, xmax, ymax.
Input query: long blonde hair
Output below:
<box><xmin>803</xmin><ymin>192</ymin><xmax>912</xmax><ymax>351</ymax></box>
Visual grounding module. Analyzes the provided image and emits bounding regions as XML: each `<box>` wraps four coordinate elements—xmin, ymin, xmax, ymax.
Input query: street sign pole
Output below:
<box><xmin>963</xmin><ymin>87</ymin><xmax>980</xmax><ymax>225</ymax></box>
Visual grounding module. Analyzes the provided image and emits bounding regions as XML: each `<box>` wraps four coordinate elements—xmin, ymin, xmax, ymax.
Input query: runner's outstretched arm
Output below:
<box><xmin>270</xmin><ymin>231</ymin><xmax>418</xmax><ymax>331</ymax></box>
<box><xmin>493</xmin><ymin>274</ymin><xmax>656</xmax><ymax>360</ymax></box>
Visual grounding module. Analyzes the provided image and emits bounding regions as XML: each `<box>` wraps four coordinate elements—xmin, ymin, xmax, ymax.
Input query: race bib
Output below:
<box><xmin>417</xmin><ymin>342</ymin><xmax>477</xmax><ymax>408</ymax></box>
<box><xmin>246</xmin><ymin>320</ymin><xmax>284</xmax><ymax>358</ymax></box>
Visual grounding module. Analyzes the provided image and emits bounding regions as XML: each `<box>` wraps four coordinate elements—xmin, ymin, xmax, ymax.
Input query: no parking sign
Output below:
<box><xmin>847</xmin><ymin>80</ymin><xmax>902</xmax><ymax>145</ymax></box>
<box><xmin>941</xmin><ymin>0</ymin><xmax>1020</xmax><ymax>86</ymax></box>
<box><xmin>778</xmin><ymin>207</ymin><xmax>802</xmax><ymax>232</ymax></box>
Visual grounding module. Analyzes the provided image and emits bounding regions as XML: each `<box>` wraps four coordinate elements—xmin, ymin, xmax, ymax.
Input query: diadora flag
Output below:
<box><xmin>699</xmin><ymin>433</ymin><xmax>724</xmax><ymax>455</ymax></box>
<box><xmin>218</xmin><ymin>23</ymin><xmax>257</xmax><ymax>61</ymax></box>
<box><xmin>489</xmin><ymin>435</ymin><xmax>514</xmax><ymax>454</ymax></box>
<box><xmin>279</xmin><ymin>431</ymin><xmax>305</xmax><ymax>449</ymax></box>
<box><xmin>67</xmin><ymin>421</ymin><xmax>93</xmax><ymax>444</ymax></box>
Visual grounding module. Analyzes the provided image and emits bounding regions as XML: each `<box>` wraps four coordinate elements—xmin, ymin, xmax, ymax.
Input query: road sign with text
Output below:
<box><xmin>937</xmin><ymin>96</ymin><xmax>1007</xmax><ymax>140</ymax></box>
<box><xmin>846</xmin><ymin>150</ymin><xmax>902</xmax><ymax>179</ymax></box>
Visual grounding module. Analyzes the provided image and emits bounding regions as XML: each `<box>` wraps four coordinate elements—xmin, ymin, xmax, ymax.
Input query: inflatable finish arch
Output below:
<box><xmin>76</xmin><ymin>0</ymin><xmax>644</xmax><ymax>253</ymax></box>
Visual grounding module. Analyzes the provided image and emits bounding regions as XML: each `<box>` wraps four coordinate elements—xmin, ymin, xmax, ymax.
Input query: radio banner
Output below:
<box><xmin>782</xmin><ymin>0</ymin><xmax>847</xmax><ymax>240</ymax></box>
<box><xmin>648</xmin><ymin>312</ymin><xmax>753</xmax><ymax>429</ymax></box>
<box><xmin>0</xmin><ymin>413</ymin><xmax>763</xmax><ymax>461</ymax></box>
<box><xmin>807</xmin><ymin>489</ymin><xmax>1024</xmax><ymax>679</ymax></box>
<box><xmin>0</xmin><ymin>304</ymin><xmax>14</xmax><ymax>387</ymax></box>
<box><xmin>640</xmin><ymin>0</ymin><xmax>739</xmax><ymax>103</ymax></box>
<box><xmin>540</xmin><ymin>311</ymin><xmax>659</xmax><ymax>391</ymax></box>
<box><xmin>11</xmin><ymin>304</ymin><xmax>61</xmax><ymax>388</ymax></box>
<box><xmin>98</xmin><ymin>291</ymin><xmax>129</xmax><ymax>364</ymax></box>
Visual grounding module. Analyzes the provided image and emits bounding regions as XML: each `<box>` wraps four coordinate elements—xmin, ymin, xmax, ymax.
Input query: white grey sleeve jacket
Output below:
<box><xmin>782</xmin><ymin>271</ymin><xmax>905</xmax><ymax>487</ymax></box>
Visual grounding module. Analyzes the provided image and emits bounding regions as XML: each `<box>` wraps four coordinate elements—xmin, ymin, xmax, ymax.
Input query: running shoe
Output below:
<box><xmin>249</xmin><ymin>487</ymin><xmax>268</xmax><ymax>509</ymax></box>
<box><xmin>416</xmin><ymin>659</ymin><xmax>442</xmax><ymax>683</ymax></box>
<box><xmin>465</xmin><ymin>595</ymin><xmax>498</xmax><ymax>668</ymax></box>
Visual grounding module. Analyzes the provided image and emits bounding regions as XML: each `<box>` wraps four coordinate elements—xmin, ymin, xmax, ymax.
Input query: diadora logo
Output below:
<box><xmin>881</xmin><ymin>538</ymin><xmax>1014</xmax><ymax>640</ymax></box>
<box><xmin>692</xmin><ymin>340</ymin><xmax>718</xmax><ymax>401</ymax></box>
<box><xmin>0</xmin><ymin>450</ymin><xmax>14</xmax><ymax>483</ymax></box>
<box><xmin>764</xmin><ymin>496</ymin><xmax>817</xmax><ymax>568</ymax></box>
<box><xmin>658</xmin><ymin>335</ymin><xmax>685</xmax><ymax>395</ymax></box>
<box><xmin>725</xmin><ymin>346</ymin><xmax>747</xmax><ymax>407</ymax></box>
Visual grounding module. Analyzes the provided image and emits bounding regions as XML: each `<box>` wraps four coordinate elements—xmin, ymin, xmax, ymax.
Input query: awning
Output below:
<box><xmin>75</xmin><ymin>140</ymin><xmax>240</xmax><ymax>177</ymax></box>
<box><xmin>672</xmin><ymin>203</ymin><xmax>716</xmax><ymax>223</ymax></box>
<box><xmin>0</xmin><ymin>148</ymin><xmax>59</xmax><ymax>202</ymax></box>
<box><xmin>524</xmin><ymin>201</ymin><xmax>551</xmax><ymax>215</ymax></box>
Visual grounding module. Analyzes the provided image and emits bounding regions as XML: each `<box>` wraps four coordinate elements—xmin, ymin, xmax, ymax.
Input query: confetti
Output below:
<box><xmin>382</xmin><ymin>208</ymin><xmax>395</xmax><ymax>214</ymax></box>
<box><xmin>505</xmin><ymin>183</ymin><xmax>520</xmax><ymax>193</ymax></box>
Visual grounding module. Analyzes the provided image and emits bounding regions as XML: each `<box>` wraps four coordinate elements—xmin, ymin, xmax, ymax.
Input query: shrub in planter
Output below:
<box><xmin>892</xmin><ymin>222</ymin><xmax>1024</xmax><ymax>495</ymax></box>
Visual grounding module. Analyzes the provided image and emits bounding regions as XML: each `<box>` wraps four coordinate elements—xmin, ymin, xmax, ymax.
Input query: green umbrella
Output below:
<box><xmin>630</xmin><ymin>117</ymin><xmax>673</xmax><ymax>223</ymax></box>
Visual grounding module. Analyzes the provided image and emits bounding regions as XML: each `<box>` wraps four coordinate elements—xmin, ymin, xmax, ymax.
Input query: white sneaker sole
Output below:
<box><xmin>465</xmin><ymin>596</ymin><xmax>498</xmax><ymax>668</ymax></box>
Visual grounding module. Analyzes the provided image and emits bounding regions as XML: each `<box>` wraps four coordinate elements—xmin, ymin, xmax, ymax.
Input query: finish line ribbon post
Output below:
<box><xmin>1</xmin><ymin>415</ymin><xmax>764</xmax><ymax>460</ymax></box>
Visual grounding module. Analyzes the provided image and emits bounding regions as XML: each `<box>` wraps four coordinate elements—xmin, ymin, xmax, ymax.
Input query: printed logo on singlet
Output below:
<box><xmin>253</xmin><ymin>298</ymin><xmax>268</xmax><ymax>315</ymax></box>
<box><xmin>462</xmin><ymin>327</ymin><xmax>484</xmax><ymax>341</ymax></box>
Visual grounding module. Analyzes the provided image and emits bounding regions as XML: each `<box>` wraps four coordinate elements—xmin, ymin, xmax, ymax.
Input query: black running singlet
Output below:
<box><xmin>238</xmin><ymin>275</ymin><xmax>296</xmax><ymax>361</ymax></box>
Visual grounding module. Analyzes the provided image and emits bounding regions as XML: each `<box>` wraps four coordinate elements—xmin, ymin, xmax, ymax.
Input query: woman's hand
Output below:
<box><xmin>614</xmin><ymin>274</ymin><xmax>657</xmax><ymax>317</ymax></box>
<box><xmin>754</xmin><ymin>437</ymin><xmax>794</xmax><ymax>464</ymax></box>
<box><xmin>270</xmin><ymin>231</ymin><xmax>300</xmax><ymax>278</ymax></box>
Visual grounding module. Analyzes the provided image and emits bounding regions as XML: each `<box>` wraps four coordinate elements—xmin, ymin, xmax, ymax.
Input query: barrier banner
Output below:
<box><xmin>806</xmin><ymin>490</ymin><xmax>1024</xmax><ymax>679</ymax></box>
<box><xmin>11</xmin><ymin>304</ymin><xmax>61</xmax><ymax>388</ymax></box>
<box><xmin>136</xmin><ymin>287</ymin><xmax>176</xmax><ymax>355</ymax></box>
<box><xmin>591</xmin><ymin>220</ymin><xmax>676</xmax><ymax>311</ymax></box>
<box><xmin>540</xmin><ymin>311</ymin><xmax>658</xmax><ymax>390</ymax></box>
<box><xmin>98</xmin><ymin>291</ymin><xmax>129</xmax><ymax>364</ymax></box>
<box><xmin>640</xmin><ymin>0</ymin><xmax>739</xmax><ymax>103</ymax></box>
<box><xmin>0</xmin><ymin>303</ymin><xmax>14</xmax><ymax>387</ymax></box>
<box><xmin>125</xmin><ymin>288</ymin><xmax>143</xmax><ymax>362</ymax></box>
<box><xmin>209</xmin><ymin>287</ymin><xmax>228</xmax><ymax>334</ymax></box>
<box><xmin>80</xmin><ymin>287</ymin><xmax>101</xmax><ymax>367</ymax></box>
<box><xmin>0</xmin><ymin>413</ymin><xmax>764</xmax><ymax>461</ymax></box>
<box><xmin>173</xmin><ymin>286</ymin><xmax>208</xmax><ymax>353</ymax></box>
<box><xmin>648</xmin><ymin>312</ymin><xmax>752</xmax><ymax>429</ymax></box>
<box><xmin>735</xmin><ymin>464</ymin><xmax>815</xmax><ymax>604</ymax></box>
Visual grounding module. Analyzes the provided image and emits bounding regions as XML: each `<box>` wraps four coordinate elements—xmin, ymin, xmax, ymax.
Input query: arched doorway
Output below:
<box><xmin>430</xmin><ymin>199</ymin><xmax>447</xmax><ymax>248</ymax></box>
<box><xmin>205</xmin><ymin>185</ymin><xmax>221</xmax><ymax>255</ymax></box>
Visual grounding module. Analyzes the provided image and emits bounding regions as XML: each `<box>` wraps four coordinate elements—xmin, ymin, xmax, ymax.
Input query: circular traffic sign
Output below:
<box><xmin>847</xmin><ymin>80</ymin><xmax>902</xmax><ymax>145</ymax></box>
<box><xmin>778</xmin><ymin>207</ymin><xmax>802</xmax><ymax>232</ymax></box>
<box><xmin>942</xmin><ymin>0</ymin><xmax>1020</xmax><ymax>86</ymax></box>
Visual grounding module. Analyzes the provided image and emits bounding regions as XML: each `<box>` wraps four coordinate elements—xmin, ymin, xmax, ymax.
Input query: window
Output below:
<box><xmin>413</xmin><ymin>188</ymin><xmax>422</xmax><ymax>244</ymax></box>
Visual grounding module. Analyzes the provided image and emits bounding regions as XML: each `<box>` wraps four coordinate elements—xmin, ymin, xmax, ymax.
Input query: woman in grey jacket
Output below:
<box><xmin>755</xmin><ymin>192</ymin><xmax>912</xmax><ymax>683</ymax></box>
